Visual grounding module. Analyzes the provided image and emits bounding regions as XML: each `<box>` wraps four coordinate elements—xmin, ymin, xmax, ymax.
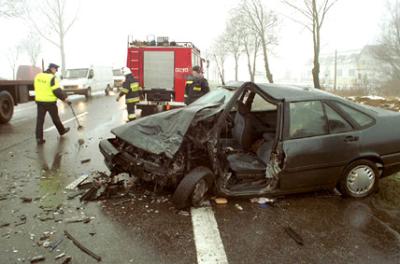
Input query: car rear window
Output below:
<box><xmin>334</xmin><ymin>102</ymin><xmax>375</xmax><ymax>128</ymax></box>
<box><xmin>289</xmin><ymin>101</ymin><xmax>328</xmax><ymax>138</ymax></box>
<box><xmin>324</xmin><ymin>104</ymin><xmax>353</xmax><ymax>133</ymax></box>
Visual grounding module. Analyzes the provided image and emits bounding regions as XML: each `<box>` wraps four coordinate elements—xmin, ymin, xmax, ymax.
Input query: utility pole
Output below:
<box><xmin>333</xmin><ymin>50</ymin><xmax>337</xmax><ymax>91</ymax></box>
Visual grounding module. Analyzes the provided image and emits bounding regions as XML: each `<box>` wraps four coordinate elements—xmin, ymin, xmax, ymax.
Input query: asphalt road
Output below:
<box><xmin>0</xmin><ymin>92</ymin><xmax>399</xmax><ymax>264</ymax></box>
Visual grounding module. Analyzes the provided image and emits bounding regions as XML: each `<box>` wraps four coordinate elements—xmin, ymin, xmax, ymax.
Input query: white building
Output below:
<box><xmin>316</xmin><ymin>45</ymin><xmax>391</xmax><ymax>92</ymax></box>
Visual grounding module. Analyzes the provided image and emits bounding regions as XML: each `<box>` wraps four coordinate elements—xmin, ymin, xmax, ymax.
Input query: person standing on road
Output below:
<box><xmin>184</xmin><ymin>65</ymin><xmax>209</xmax><ymax>105</ymax></box>
<box><xmin>116</xmin><ymin>67</ymin><xmax>142</xmax><ymax>122</ymax></box>
<box><xmin>34</xmin><ymin>63</ymin><xmax>70</xmax><ymax>145</ymax></box>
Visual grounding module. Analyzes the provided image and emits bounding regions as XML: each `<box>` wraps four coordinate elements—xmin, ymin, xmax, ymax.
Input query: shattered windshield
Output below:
<box><xmin>191</xmin><ymin>87</ymin><xmax>234</xmax><ymax>106</ymax></box>
<box><xmin>64</xmin><ymin>69</ymin><xmax>89</xmax><ymax>79</ymax></box>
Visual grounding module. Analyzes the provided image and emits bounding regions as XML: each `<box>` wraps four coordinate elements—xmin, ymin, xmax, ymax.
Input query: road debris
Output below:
<box><xmin>214</xmin><ymin>197</ymin><xmax>228</xmax><ymax>205</ymax></box>
<box><xmin>30</xmin><ymin>255</ymin><xmax>45</xmax><ymax>263</ymax></box>
<box><xmin>20</xmin><ymin>196</ymin><xmax>32</xmax><ymax>203</ymax></box>
<box><xmin>49</xmin><ymin>237</ymin><xmax>64</xmax><ymax>251</ymax></box>
<box><xmin>235</xmin><ymin>204</ymin><xmax>243</xmax><ymax>211</ymax></box>
<box><xmin>65</xmin><ymin>174</ymin><xmax>89</xmax><ymax>190</ymax></box>
<box><xmin>284</xmin><ymin>226</ymin><xmax>304</xmax><ymax>246</ymax></box>
<box><xmin>55</xmin><ymin>252</ymin><xmax>66</xmax><ymax>260</ymax></box>
<box><xmin>250</xmin><ymin>197</ymin><xmax>276</xmax><ymax>204</ymax></box>
<box><xmin>62</xmin><ymin>256</ymin><xmax>72</xmax><ymax>264</ymax></box>
<box><xmin>65</xmin><ymin>216</ymin><xmax>91</xmax><ymax>224</ymax></box>
<box><xmin>64</xmin><ymin>230</ymin><xmax>102</xmax><ymax>262</ymax></box>
<box><xmin>178</xmin><ymin>210</ymin><xmax>190</xmax><ymax>217</ymax></box>
<box><xmin>78</xmin><ymin>138</ymin><xmax>85</xmax><ymax>145</ymax></box>
<box><xmin>0</xmin><ymin>222</ymin><xmax>10</xmax><ymax>228</ymax></box>
<box><xmin>15</xmin><ymin>214</ymin><xmax>27</xmax><ymax>226</ymax></box>
<box><xmin>81</xmin><ymin>158</ymin><xmax>91</xmax><ymax>164</ymax></box>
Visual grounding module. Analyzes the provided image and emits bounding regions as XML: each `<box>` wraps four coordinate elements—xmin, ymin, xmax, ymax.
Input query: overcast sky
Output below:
<box><xmin>0</xmin><ymin>0</ymin><xmax>387</xmax><ymax>81</ymax></box>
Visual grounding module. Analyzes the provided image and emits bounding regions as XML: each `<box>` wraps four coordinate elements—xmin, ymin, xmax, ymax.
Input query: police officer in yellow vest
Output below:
<box><xmin>184</xmin><ymin>65</ymin><xmax>209</xmax><ymax>105</ymax></box>
<box><xmin>116</xmin><ymin>67</ymin><xmax>142</xmax><ymax>122</ymax></box>
<box><xmin>34</xmin><ymin>63</ymin><xmax>70</xmax><ymax>144</ymax></box>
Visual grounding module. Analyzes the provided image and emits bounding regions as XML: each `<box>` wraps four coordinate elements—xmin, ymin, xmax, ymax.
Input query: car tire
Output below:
<box><xmin>0</xmin><ymin>91</ymin><xmax>14</xmax><ymax>124</ymax></box>
<box><xmin>338</xmin><ymin>159</ymin><xmax>379</xmax><ymax>198</ymax></box>
<box><xmin>85</xmin><ymin>87</ymin><xmax>92</xmax><ymax>100</ymax></box>
<box><xmin>172</xmin><ymin>167</ymin><xmax>214</xmax><ymax>209</ymax></box>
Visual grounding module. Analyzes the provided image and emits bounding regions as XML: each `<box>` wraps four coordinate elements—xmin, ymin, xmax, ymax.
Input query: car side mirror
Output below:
<box><xmin>88</xmin><ymin>73</ymin><xmax>94</xmax><ymax>79</ymax></box>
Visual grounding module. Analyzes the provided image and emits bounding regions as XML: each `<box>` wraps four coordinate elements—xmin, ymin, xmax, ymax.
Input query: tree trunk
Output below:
<box><xmin>60</xmin><ymin>33</ymin><xmax>66</xmax><ymax>74</ymax></box>
<box><xmin>234</xmin><ymin>54</ymin><xmax>239</xmax><ymax>81</ymax></box>
<box><xmin>244</xmin><ymin>42</ymin><xmax>253</xmax><ymax>81</ymax></box>
<box><xmin>213</xmin><ymin>54</ymin><xmax>225</xmax><ymax>85</ymax></box>
<box><xmin>312</xmin><ymin>0</ymin><xmax>321</xmax><ymax>89</ymax></box>
<box><xmin>261</xmin><ymin>36</ymin><xmax>273</xmax><ymax>83</ymax></box>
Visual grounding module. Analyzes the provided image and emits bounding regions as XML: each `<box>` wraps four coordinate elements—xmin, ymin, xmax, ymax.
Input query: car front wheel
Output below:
<box><xmin>172</xmin><ymin>167</ymin><xmax>214</xmax><ymax>209</ymax></box>
<box><xmin>339</xmin><ymin>159</ymin><xmax>379</xmax><ymax>198</ymax></box>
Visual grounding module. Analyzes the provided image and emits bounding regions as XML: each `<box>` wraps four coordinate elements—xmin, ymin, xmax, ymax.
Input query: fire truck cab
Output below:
<box><xmin>126</xmin><ymin>37</ymin><xmax>203</xmax><ymax>116</ymax></box>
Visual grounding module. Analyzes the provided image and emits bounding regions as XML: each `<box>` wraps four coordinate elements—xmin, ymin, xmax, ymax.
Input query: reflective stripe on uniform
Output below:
<box><xmin>126</xmin><ymin>97</ymin><xmax>140</xmax><ymax>103</ymax></box>
<box><xmin>193</xmin><ymin>86</ymin><xmax>202</xmax><ymax>92</ymax></box>
<box><xmin>120</xmin><ymin>87</ymin><xmax>129</xmax><ymax>94</ymax></box>
<box><xmin>34</xmin><ymin>72</ymin><xmax>58</xmax><ymax>102</ymax></box>
<box><xmin>186</xmin><ymin>80</ymin><xmax>193</xmax><ymax>84</ymax></box>
<box><xmin>128</xmin><ymin>114</ymin><xmax>137</xmax><ymax>120</ymax></box>
<box><xmin>130</xmin><ymin>82</ymin><xmax>141</xmax><ymax>92</ymax></box>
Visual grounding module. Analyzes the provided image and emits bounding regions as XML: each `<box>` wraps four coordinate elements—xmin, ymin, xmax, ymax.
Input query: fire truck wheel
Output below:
<box><xmin>0</xmin><ymin>91</ymin><xmax>14</xmax><ymax>124</ymax></box>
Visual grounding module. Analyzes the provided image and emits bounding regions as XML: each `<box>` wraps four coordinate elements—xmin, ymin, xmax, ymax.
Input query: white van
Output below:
<box><xmin>61</xmin><ymin>66</ymin><xmax>113</xmax><ymax>99</ymax></box>
<box><xmin>112</xmin><ymin>68</ymin><xmax>125</xmax><ymax>89</ymax></box>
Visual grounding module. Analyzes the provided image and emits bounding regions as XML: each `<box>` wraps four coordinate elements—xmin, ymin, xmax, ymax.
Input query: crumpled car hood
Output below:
<box><xmin>111</xmin><ymin>103</ymin><xmax>223</xmax><ymax>158</ymax></box>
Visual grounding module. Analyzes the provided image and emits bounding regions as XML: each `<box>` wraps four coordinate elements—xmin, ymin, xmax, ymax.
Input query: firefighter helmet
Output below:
<box><xmin>192</xmin><ymin>65</ymin><xmax>202</xmax><ymax>73</ymax></box>
<box><xmin>122</xmin><ymin>67</ymin><xmax>132</xmax><ymax>75</ymax></box>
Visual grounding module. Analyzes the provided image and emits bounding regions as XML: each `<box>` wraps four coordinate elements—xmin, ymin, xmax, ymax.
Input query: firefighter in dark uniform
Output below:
<box><xmin>34</xmin><ymin>63</ymin><xmax>70</xmax><ymax>145</ymax></box>
<box><xmin>184</xmin><ymin>65</ymin><xmax>209</xmax><ymax>105</ymax></box>
<box><xmin>116</xmin><ymin>67</ymin><xmax>142</xmax><ymax>122</ymax></box>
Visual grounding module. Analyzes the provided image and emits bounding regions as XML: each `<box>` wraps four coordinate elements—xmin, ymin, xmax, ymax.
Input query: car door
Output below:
<box><xmin>280</xmin><ymin>100</ymin><xmax>360</xmax><ymax>191</ymax></box>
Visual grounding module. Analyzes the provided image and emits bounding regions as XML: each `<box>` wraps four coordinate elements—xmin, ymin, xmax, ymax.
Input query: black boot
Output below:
<box><xmin>60</xmin><ymin>127</ymin><xmax>70</xmax><ymax>136</ymax></box>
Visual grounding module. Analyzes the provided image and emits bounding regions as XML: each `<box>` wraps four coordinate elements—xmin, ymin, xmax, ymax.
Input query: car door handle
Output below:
<box><xmin>344</xmin><ymin>136</ymin><xmax>359</xmax><ymax>142</ymax></box>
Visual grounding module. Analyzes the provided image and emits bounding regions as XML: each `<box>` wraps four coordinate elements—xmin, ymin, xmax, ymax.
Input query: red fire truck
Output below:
<box><xmin>126</xmin><ymin>36</ymin><xmax>204</xmax><ymax>116</ymax></box>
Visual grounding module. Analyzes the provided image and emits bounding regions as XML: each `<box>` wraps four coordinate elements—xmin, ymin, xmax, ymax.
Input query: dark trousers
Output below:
<box><xmin>36</xmin><ymin>102</ymin><xmax>65</xmax><ymax>140</ymax></box>
<box><xmin>126</xmin><ymin>103</ymin><xmax>137</xmax><ymax>121</ymax></box>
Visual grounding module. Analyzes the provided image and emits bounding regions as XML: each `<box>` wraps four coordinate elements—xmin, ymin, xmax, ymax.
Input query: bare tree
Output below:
<box><xmin>374</xmin><ymin>0</ymin><xmax>400</xmax><ymax>80</ymax></box>
<box><xmin>241</xmin><ymin>0</ymin><xmax>278</xmax><ymax>83</ymax></box>
<box><xmin>225</xmin><ymin>11</ymin><xmax>244</xmax><ymax>81</ymax></box>
<box><xmin>7</xmin><ymin>46</ymin><xmax>21</xmax><ymax>80</ymax></box>
<box><xmin>26</xmin><ymin>0</ymin><xmax>79</xmax><ymax>72</ymax></box>
<box><xmin>21</xmin><ymin>32</ymin><xmax>42</xmax><ymax>66</ymax></box>
<box><xmin>243</xmin><ymin>32</ymin><xmax>261</xmax><ymax>82</ymax></box>
<box><xmin>212</xmin><ymin>35</ymin><xmax>228</xmax><ymax>85</ymax></box>
<box><xmin>282</xmin><ymin>0</ymin><xmax>338</xmax><ymax>89</ymax></box>
<box><xmin>0</xmin><ymin>0</ymin><xmax>24</xmax><ymax>18</ymax></box>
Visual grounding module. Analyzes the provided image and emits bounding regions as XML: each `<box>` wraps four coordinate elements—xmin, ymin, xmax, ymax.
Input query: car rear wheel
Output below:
<box><xmin>0</xmin><ymin>91</ymin><xmax>14</xmax><ymax>124</ymax></box>
<box><xmin>172</xmin><ymin>167</ymin><xmax>214</xmax><ymax>209</ymax></box>
<box><xmin>339</xmin><ymin>159</ymin><xmax>379</xmax><ymax>198</ymax></box>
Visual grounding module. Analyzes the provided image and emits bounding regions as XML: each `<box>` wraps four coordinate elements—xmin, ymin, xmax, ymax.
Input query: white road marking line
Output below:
<box><xmin>191</xmin><ymin>206</ymin><xmax>229</xmax><ymax>264</ymax></box>
<box><xmin>14</xmin><ymin>105</ymin><xmax>36</xmax><ymax>113</ymax></box>
<box><xmin>44</xmin><ymin>112</ymin><xmax>88</xmax><ymax>132</ymax></box>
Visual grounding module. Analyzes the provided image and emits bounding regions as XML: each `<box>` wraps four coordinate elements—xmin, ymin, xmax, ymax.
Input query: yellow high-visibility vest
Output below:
<box><xmin>34</xmin><ymin>73</ymin><xmax>60</xmax><ymax>102</ymax></box>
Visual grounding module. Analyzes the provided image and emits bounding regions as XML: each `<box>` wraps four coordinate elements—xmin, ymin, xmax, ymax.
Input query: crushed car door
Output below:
<box><xmin>280</xmin><ymin>100</ymin><xmax>360</xmax><ymax>190</ymax></box>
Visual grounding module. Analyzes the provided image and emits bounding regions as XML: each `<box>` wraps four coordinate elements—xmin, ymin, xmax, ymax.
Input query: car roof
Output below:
<box><xmin>223</xmin><ymin>82</ymin><xmax>340</xmax><ymax>102</ymax></box>
<box><xmin>257</xmin><ymin>83</ymin><xmax>340</xmax><ymax>102</ymax></box>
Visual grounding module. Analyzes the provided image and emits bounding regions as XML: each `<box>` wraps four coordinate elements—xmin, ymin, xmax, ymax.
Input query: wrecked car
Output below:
<box><xmin>99</xmin><ymin>82</ymin><xmax>400</xmax><ymax>209</ymax></box>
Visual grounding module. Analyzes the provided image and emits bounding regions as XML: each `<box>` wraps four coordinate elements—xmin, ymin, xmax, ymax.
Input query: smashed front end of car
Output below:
<box><xmin>99</xmin><ymin>102</ymin><xmax>224</xmax><ymax>190</ymax></box>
